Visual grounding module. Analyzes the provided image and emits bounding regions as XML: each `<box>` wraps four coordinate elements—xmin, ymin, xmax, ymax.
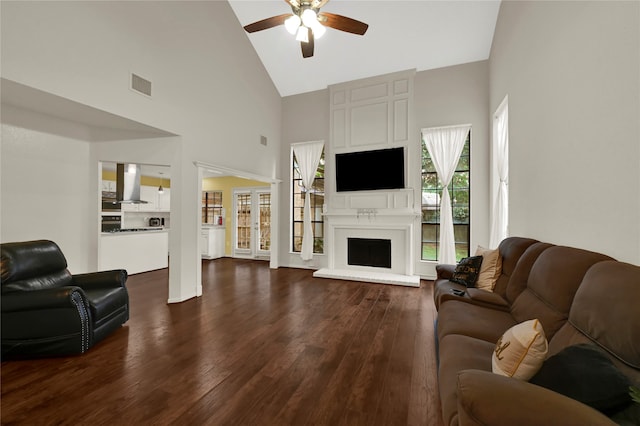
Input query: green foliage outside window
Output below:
<box><xmin>292</xmin><ymin>151</ymin><xmax>325</xmax><ymax>254</ymax></box>
<box><xmin>421</xmin><ymin>132</ymin><xmax>471</xmax><ymax>262</ymax></box>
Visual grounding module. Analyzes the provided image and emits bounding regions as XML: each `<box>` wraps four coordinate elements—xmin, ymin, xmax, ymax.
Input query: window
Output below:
<box><xmin>202</xmin><ymin>191</ymin><xmax>223</xmax><ymax>224</ymax></box>
<box><xmin>236</xmin><ymin>192</ymin><xmax>251</xmax><ymax>249</ymax></box>
<box><xmin>292</xmin><ymin>149</ymin><xmax>324</xmax><ymax>253</ymax></box>
<box><xmin>421</xmin><ymin>131</ymin><xmax>470</xmax><ymax>261</ymax></box>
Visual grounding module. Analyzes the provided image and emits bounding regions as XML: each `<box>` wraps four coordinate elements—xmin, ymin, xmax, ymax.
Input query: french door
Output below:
<box><xmin>233</xmin><ymin>188</ymin><xmax>271</xmax><ymax>259</ymax></box>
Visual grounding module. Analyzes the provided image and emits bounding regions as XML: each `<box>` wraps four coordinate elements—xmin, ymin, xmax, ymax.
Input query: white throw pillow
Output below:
<box><xmin>474</xmin><ymin>246</ymin><xmax>502</xmax><ymax>291</ymax></box>
<box><xmin>492</xmin><ymin>319</ymin><xmax>548</xmax><ymax>380</ymax></box>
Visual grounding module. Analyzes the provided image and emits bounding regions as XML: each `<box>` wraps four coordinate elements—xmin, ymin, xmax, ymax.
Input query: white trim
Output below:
<box><xmin>193</xmin><ymin>160</ymin><xmax>281</xmax><ymax>184</ymax></box>
<box><xmin>420</xmin><ymin>123</ymin><xmax>473</xmax><ymax>133</ymax></box>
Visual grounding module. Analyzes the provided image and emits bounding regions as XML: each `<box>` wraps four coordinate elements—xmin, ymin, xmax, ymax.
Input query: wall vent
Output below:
<box><xmin>260</xmin><ymin>135</ymin><xmax>268</xmax><ymax>146</ymax></box>
<box><xmin>131</xmin><ymin>73</ymin><xmax>152</xmax><ymax>97</ymax></box>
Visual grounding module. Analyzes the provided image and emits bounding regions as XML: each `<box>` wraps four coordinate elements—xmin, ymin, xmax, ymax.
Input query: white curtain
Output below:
<box><xmin>489</xmin><ymin>98</ymin><xmax>509</xmax><ymax>249</ymax></box>
<box><xmin>292</xmin><ymin>141</ymin><xmax>324</xmax><ymax>261</ymax></box>
<box><xmin>422</xmin><ymin>124</ymin><xmax>471</xmax><ymax>264</ymax></box>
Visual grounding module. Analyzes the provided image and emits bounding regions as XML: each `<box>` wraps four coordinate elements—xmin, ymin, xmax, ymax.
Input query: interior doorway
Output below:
<box><xmin>233</xmin><ymin>187</ymin><xmax>271</xmax><ymax>260</ymax></box>
<box><xmin>195</xmin><ymin>161</ymin><xmax>280</xmax><ymax>271</ymax></box>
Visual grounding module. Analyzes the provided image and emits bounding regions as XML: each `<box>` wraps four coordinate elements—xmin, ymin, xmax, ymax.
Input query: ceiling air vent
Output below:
<box><xmin>131</xmin><ymin>73</ymin><xmax>152</xmax><ymax>97</ymax></box>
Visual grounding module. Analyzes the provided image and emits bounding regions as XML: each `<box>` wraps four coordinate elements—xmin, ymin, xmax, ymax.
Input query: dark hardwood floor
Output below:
<box><xmin>1</xmin><ymin>258</ymin><xmax>443</xmax><ymax>425</ymax></box>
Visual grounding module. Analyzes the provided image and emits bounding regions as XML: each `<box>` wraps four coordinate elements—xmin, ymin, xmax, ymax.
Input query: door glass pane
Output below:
<box><xmin>259</xmin><ymin>193</ymin><xmax>271</xmax><ymax>251</ymax></box>
<box><xmin>236</xmin><ymin>193</ymin><xmax>251</xmax><ymax>249</ymax></box>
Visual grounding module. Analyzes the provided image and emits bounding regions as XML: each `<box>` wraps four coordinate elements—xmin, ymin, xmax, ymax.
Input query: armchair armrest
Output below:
<box><xmin>1</xmin><ymin>287</ymin><xmax>87</xmax><ymax>312</ymax></box>
<box><xmin>72</xmin><ymin>269</ymin><xmax>127</xmax><ymax>290</ymax></box>
<box><xmin>436</xmin><ymin>264</ymin><xmax>456</xmax><ymax>280</ymax></box>
<box><xmin>456</xmin><ymin>370</ymin><xmax>616</xmax><ymax>426</ymax></box>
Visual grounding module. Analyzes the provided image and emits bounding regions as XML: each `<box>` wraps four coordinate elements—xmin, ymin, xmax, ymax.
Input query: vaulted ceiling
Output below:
<box><xmin>228</xmin><ymin>0</ymin><xmax>501</xmax><ymax>97</ymax></box>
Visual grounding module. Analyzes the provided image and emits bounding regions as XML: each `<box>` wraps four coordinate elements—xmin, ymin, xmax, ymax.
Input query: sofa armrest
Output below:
<box><xmin>72</xmin><ymin>269</ymin><xmax>127</xmax><ymax>290</ymax></box>
<box><xmin>456</xmin><ymin>370</ymin><xmax>616</xmax><ymax>426</ymax></box>
<box><xmin>436</xmin><ymin>264</ymin><xmax>456</xmax><ymax>280</ymax></box>
<box><xmin>1</xmin><ymin>287</ymin><xmax>86</xmax><ymax>312</ymax></box>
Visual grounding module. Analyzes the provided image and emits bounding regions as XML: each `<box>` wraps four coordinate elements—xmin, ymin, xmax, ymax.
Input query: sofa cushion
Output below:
<box><xmin>450</xmin><ymin>256</ymin><xmax>483</xmax><ymax>287</ymax></box>
<box><xmin>491</xmin><ymin>237</ymin><xmax>539</xmax><ymax>297</ymax></box>
<box><xmin>530</xmin><ymin>344</ymin><xmax>632</xmax><ymax>415</ymax></box>
<box><xmin>492</xmin><ymin>319</ymin><xmax>548</xmax><ymax>380</ymax></box>
<box><xmin>1</xmin><ymin>240</ymin><xmax>72</xmax><ymax>292</ymax></box>
<box><xmin>474</xmin><ymin>246</ymin><xmax>502</xmax><ymax>291</ymax></box>
<box><xmin>504</xmin><ymin>242</ymin><xmax>555</xmax><ymax>304</ymax></box>
<box><xmin>437</xmin><ymin>300</ymin><xmax>517</xmax><ymax>343</ymax></box>
<box><xmin>510</xmin><ymin>246</ymin><xmax>613</xmax><ymax>341</ymax></box>
<box><xmin>568</xmin><ymin>261</ymin><xmax>640</xmax><ymax>370</ymax></box>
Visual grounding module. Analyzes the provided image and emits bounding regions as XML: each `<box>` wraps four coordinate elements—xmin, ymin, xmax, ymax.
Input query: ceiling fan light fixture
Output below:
<box><xmin>296</xmin><ymin>26</ymin><xmax>309</xmax><ymax>43</ymax></box>
<box><xmin>312</xmin><ymin>21</ymin><xmax>326</xmax><ymax>39</ymax></box>
<box><xmin>284</xmin><ymin>14</ymin><xmax>301</xmax><ymax>34</ymax></box>
<box><xmin>301</xmin><ymin>8</ymin><xmax>317</xmax><ymax>27</ymax></box>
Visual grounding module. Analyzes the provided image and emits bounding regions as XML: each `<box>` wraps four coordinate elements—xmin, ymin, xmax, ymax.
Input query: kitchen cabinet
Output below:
<box><xmin>120</xmin><ymin>186</ymin><xmax>170</xmax><ymax>212</ymax></box>
<box><xmin>99</xmin><ymin>230</ymin><xmax>168</xmax><ymax>274</ymax></box>
<box><xmin>201</xmin><ymin>226</ymin><xmax>225</xmax><ymax>259</ymax></box>
<box><xmin>101</xmin><ymin>180</ymin><xmax>116</xmax><ymax>192</ymax></box>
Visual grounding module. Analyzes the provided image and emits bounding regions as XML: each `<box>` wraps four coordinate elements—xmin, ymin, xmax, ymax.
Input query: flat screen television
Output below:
<box><xmin>336</xmin><ymin>147</ymin><xmax>405</xmax><ymax>192</ymax></box>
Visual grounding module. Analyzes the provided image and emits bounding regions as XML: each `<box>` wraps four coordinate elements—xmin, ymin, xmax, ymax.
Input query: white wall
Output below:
<box><xmin>414</xmin><ymin>61</ymin><xmax>490</xmax><ymax>277</ymax></box>
<box><xmin>1</xmin><ymin>105</ymin><xmax>93</xmax><ymax>273</ymax></box>
<box><xmin>280</xmin><ymin>89</ymin><xmax>330</xmax><ymax>270</ymax></box>
<box><xmin>1</xmin><ymin>1</ymin><xmax>282</xmax><ymax>301</ymax></box>
<box><xmin>490</xmin><ymin>1</ymin><xmax>640</xmax><ymax>264</ymax></box>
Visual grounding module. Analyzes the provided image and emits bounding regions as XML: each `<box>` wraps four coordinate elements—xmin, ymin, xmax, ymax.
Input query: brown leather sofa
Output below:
<box><xmin>434</xmin><ymin>238</ymin><xmax>640</xmax><ymax>425</ymax></box>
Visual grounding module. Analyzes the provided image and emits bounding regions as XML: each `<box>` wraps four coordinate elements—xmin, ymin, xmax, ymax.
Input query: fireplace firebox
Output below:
<box><xmin>347</xmin><ymin>238</ymin><xmax>392</xmax><ymax>269</ymax></box>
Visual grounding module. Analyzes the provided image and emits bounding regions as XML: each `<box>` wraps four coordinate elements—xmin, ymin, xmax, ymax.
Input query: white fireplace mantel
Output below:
<box><xmin>313</xmin><ymin>210</ymin><xmax>421</xmax><ymax>287</ymax></box>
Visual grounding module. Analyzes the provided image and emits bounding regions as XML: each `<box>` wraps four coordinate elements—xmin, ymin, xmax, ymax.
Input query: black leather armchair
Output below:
<box><xmin>1</xmin><ymin>240</ymin><xmax>129</xmax><ymax>359</ymax></box>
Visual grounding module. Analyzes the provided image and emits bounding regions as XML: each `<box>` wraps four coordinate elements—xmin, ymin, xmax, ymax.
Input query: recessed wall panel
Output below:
<box><xmin>351</xmin><ymin>82</ymin><xmax>388</xmax><ymax>102</ymax></box>
<box><xmin>393</xmin><ymin>99</ymin><xmax>409</xmax><ymax>142</ymax></box>
<box><xmin>332</xmin><ymin>108</ymin><xmax>346</xmax><ymax>148</ymax></box>
<box><xmin>350</xmin><ymin>102</ymin><xmax>388</xmax><ymax>146</ymax></box>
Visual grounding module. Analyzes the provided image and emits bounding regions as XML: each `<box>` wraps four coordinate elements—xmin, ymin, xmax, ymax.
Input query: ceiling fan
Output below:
<box><xmin>243</xmin><ymin>0</ymin><xmax>369</xmax><ymax>59</ymax></box>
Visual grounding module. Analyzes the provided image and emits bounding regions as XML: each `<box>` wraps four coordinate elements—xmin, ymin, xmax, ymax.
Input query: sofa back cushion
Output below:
<box><xmin>510</xmin><ymin>246</ymin><xmax>613</xmax><ymax>340</ymax></box>
<box><xmin>1</xmin><ymin>240</ymin><xmax>72</xmax><ymax>293</ymax></box>
<box><xmin>492</xmin><ymin>237</ymin><xmax>539</xmax><ymax>297</ymax></box>
<box><xmin>566</xmin><ymin>261</ymin><xmax>640</xmax><ymax>370</ymax></box>
<box><xmin>505</xmin><ymin>242</ymin><xmax>555</xmax><ymax>304</ymax></box>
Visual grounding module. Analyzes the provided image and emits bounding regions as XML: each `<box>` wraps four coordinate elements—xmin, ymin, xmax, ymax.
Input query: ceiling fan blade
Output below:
<box><xmin>301</xmin><ymin>28</ymin><xmax>315</xmax><ymax>58</ymax></box>
<box><xmin>244</xmin><ymin>14</ymin><xmax>291</xmax><ymax>33</ymax></box>
<box><xmin>319</xmin><ymin>12</ymin><xmax>369</xmax><ymax>35</ymax></box>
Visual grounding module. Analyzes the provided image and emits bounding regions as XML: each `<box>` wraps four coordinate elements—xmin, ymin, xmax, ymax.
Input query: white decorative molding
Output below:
<box><xmin>351</xmin><ymin>82</ymin><xmax>388</xmax><ymax>102</ymax></box>
<box><xmin>350</xmin><ymin>102</ymin><xmax>388</xmax><ymax>146</ymax></box>
<box><xmin>323</xmin><ymin>70</ymin><xmax>417</xmax><ymax>286</ymax></box>
<box><xmin>314</xmin><ymin>212</ymin><xmax>420</xmax><ymax>287</ymax></box>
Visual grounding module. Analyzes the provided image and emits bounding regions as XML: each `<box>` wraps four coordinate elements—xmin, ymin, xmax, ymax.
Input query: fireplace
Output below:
<box><xmin>348</xmin><ymin>238</ymin><xmax>391</xmax><ymax>268</ymax></box>
<box><xmin>313</xmin><ymin>207</ymin><xmax>420</xmax><ymax>287</ymax></box>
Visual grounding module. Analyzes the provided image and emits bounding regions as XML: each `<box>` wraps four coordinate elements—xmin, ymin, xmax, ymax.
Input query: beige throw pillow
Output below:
<box><xmin>474</xmin><ymin>246</ymin><xmax>502</xmax><ymax>291</ymax></box>
<box><xmin>492</xmin><ymin>319</ymin><xmax>548</xmax><ymax>380</ymax></box>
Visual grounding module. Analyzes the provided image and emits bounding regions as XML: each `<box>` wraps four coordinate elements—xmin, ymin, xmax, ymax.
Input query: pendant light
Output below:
<box><xmin>158</xmin><ymin>172</ymin><xmax>164</xmax><ymax>194</ymax></box>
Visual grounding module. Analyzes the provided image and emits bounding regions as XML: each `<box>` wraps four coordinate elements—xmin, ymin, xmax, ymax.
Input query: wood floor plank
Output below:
<box><xmin>1</xmin><ymin>258</ymin><xmax>444</xmax><ymax>425</ymax></box>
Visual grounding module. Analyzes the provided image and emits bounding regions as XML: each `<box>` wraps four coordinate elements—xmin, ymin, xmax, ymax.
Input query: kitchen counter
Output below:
<box><xmin>101</xmin><ymin>227</ymin><xmax>169</xmax><ymax>235</ymax></box>
<box><xmin>99</xmin><ymin>230</ymin><xmax>169</xmax><ymax>274</ymax></box>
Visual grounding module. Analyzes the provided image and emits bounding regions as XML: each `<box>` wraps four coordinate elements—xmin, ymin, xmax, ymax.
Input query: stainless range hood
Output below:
<box><xmin>116</xmin><ymin>163</ymin><xmax>148</xmax><ymax>204</ymax></box>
